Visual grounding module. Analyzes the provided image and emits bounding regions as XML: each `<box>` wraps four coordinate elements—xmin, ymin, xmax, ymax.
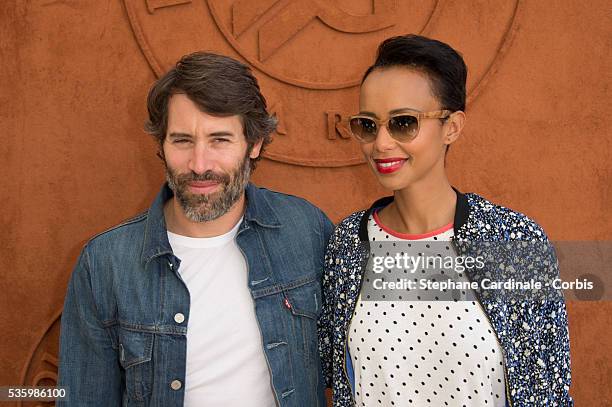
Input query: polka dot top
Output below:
<box><xmin>347</xmin><ymin>213</ymin><xmax>507</xmax><ymax>406</ymax></box>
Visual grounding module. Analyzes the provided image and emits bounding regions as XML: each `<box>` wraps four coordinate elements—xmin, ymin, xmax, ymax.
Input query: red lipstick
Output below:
<box><xmin>373</xmin><ymin>157</ymin><xmax>408</xmax><ymax>174</ymax></box>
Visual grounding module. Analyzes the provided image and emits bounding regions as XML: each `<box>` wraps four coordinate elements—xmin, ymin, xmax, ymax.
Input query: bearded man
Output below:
<box><xmin>57</xmin><ymin>52</ymin><xmax>333</xmax><ymax>407</ymax></box>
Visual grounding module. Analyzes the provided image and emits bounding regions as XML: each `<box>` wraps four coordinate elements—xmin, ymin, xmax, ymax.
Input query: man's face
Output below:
<box><xmin>162</xmin><ymin>93</ymin><xmax>262</xmax><ymax>222</ymax></box>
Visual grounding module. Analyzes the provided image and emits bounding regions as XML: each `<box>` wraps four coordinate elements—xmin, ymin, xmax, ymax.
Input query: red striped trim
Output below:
<box><xmin>373</xmin><ymin>209</ymin><xmax>453</xmax><ymax>240</ymax></box>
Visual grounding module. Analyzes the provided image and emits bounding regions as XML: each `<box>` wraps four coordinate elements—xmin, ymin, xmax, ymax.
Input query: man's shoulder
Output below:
<box><xmin>249</xmin><ymin>184</ymin><xmax>324</xmax><ymax>216</ymax></box>
<box><xmin>85</xmin><ymin>211</ymin><xmax>149</xmax><ymax>249</ymax></box>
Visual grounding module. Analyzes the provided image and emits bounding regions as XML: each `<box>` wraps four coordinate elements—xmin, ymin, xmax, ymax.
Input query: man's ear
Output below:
<box><xmin>249</xmin><ymin>138</ymin><xmax>264</xmax><ymax>159</ymax></box>
<box><xmin>157</xmin><ymin>142</ymin><xmax>166</xmax><ymax>162</ymax></box>
<box><xmin>443</xmin><ymin>110</ymin><xmax>466</xmax><ymax>146</ymax></box>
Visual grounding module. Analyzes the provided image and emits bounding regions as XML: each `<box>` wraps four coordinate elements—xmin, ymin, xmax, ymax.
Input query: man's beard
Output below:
<box><xmin>165</xmin><ymin>155</ymin><xmax>251</xmax><ymax>222</ymax></box>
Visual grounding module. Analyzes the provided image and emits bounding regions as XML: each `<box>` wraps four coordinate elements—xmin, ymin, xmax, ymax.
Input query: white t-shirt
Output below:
<box><xmin>347</xmin><ymin>212</ymin><xmax>506</xmax><ymax>406</ymax></box>
<box><xmin>167</xmin><ymin>219</ymin><xmax>276</xmax><ymax>407</ymax></box>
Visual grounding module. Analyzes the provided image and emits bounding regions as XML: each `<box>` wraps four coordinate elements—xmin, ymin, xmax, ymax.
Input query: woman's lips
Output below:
<box><xmin>187</xmin><ymin>180</ymin><xmax>220</xmax><ymax>193</ymax></box>
<box><xmin>373</xmin><ymin>158</ymin><xmax>408</xmax><ymax>174</ymax></box>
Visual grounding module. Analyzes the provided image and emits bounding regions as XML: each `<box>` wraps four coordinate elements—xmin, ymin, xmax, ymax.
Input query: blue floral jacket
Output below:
<box><xmin>318</xmin><ymin>190</ymin><xmax>573</xmax><ymax>407</ymax></box>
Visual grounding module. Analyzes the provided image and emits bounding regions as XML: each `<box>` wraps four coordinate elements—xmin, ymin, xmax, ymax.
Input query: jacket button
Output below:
<box><xmin>170</xmin><ymin>379</ymin><xmax>182</xmax><ymax>390</ymax></box>
<box><xmin>174</xmin><ymin>313</ymin><xmax>185</xmax><ymax>324</ymax></box>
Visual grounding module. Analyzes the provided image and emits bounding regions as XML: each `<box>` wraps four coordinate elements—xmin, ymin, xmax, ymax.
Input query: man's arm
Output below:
<box><xmin>318</xmin><ymin>209</ymin><xmax>335</xmax><ymax>251</ymax></box>
<box><xmin>57</xmin><ymin>247</ymin><xmax>122</xmax><ymax>406</ymax></box>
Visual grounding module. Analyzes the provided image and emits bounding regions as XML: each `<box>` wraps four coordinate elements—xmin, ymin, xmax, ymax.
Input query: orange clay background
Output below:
<box><xmin>0</xmin><ymin>1</ymin><xmax>610</xmax><ymax>406</ymax></box>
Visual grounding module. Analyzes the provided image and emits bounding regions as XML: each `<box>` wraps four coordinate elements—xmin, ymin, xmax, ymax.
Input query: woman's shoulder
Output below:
<box><xmin>336</xmin><ymin>210</ymin><xmax>367</xmax><ymax>231</ymax></box>
<box><xmin>464</xmin><ymin>192</ymin><xmax>548</xmax><ymax>241</ymax></box>
<box><xmin>326</xmin><ymin>210</ymin><xmax>368</xmax><ymax>252</ymax></box>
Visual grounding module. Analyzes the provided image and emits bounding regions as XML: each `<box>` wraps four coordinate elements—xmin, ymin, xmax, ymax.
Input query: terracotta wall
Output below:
<box><xmin>1</xmin><ymin>0</ymin><xmax>610</xmax><ymax>405</ymax></box>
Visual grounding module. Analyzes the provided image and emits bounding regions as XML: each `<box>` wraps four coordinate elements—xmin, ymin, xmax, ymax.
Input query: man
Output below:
<box><xmin>58</xmin><ymin>52</ymin><xmax>333</xmax><ymax>407</ymax></box>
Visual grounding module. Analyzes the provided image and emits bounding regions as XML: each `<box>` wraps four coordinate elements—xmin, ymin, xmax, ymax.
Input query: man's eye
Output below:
<box><xmin>173</xmin><ymin>138</ymin><xmax>190</xmax><ymax>144</ymax></box>
<box><xmin>214</xmin><ymin>138</ymin><xmax>230</xmax><ymax>143</ymax></box>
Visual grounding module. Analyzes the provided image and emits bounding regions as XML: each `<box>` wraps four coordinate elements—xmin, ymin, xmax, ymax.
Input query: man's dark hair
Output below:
<box><xmin>363</xmin><ymin>34</ymin><xmax>467</xmax><ymax>112</ymax></box>
<box><xmin>145</xmin><ymin>52</ymin><xmax>277</xmax><ymax>169</ymax></box>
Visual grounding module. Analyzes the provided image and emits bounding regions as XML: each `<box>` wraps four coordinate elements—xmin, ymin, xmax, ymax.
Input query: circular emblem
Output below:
<box><xmin>19</xmin><ymin>312</ymin><xmax>61</xmax><ymax>407</ymax></box>
<box><xmin>125</xmin><ymin>0</ymin><xmax>522</xmax><ymax>167</ymax></box>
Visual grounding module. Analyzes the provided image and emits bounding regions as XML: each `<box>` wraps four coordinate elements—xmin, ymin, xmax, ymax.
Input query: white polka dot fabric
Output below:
<box><xmin>347</xmin><ymin>215</ymin><xmax>507</xmax><ymax>406</ymax></box>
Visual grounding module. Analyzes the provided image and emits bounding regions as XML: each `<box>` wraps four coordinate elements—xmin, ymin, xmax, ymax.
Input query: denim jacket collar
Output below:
<box><xmin>242</xmin><ymin>183</ymin><xmax>283</xmax><ymax>229</ymax></box>
<box><xmin>141</xmin><ymin>182</ymin><xmax>282</xmax><ymax>265</ymax></box>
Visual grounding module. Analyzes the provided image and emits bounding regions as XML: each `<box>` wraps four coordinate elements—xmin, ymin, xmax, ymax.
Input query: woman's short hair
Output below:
<box><xmin>363</xmin><ymin>34</ymin><xmax>467</xmax><ymax>112</ymax></box>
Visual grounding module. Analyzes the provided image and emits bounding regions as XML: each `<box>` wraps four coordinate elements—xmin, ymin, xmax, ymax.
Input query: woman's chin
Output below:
<box><xmin>372</xmin><ymin>174</ymin><xmax>410</xmax><ymax>192</ymax></box>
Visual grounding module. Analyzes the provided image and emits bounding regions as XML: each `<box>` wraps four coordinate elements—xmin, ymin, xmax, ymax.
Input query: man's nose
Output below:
<box><xmin>188</xmin><ymin>143</ymin><xmax>216</xmax><ymax>174</ymax></box>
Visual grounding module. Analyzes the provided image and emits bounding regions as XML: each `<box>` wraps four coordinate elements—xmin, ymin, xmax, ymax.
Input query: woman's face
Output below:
<box><xmin>358</xmin><ymin>67</ymin><xmax>458</xmax><ymax>192</ymax></box>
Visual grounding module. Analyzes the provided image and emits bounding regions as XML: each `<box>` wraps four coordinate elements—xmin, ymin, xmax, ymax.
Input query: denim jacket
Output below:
<box><xmin>58</xmin><ymin>183</ymin><xmax>334</xmax><ymax>407</ymax></box>
<box><xmin>318</xmin><ymin>190</ymin><xmax>573</xmax><ymax>407</ymax></box>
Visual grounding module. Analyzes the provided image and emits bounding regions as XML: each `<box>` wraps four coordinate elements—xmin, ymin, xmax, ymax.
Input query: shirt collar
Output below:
<box><xmin>358</xmin><ymin>187</ymin><xmax>469</xmax><ymax>242</ymax></box>
<box><xmin>141</xmin><ymin>182</ymin><xmax>281</xmax><ymax>265</ymax></box>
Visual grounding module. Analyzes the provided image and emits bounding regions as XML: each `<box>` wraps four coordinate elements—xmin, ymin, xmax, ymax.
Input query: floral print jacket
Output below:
<box><xmin>318</xmin><ymin>190</ymin><xmax>573</xmax><ymax>407</ymax></box>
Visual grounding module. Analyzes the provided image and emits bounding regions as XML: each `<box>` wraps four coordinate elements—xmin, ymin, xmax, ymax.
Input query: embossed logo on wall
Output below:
<box><xmin>19</xmin><ymin>312</ymin><xmax>60</xmax><ymax>407</ymax></box>
<box><xmin>124</xmin><ymin>0</ymin><xmax>522</xmax><ymax>167</ymax></box>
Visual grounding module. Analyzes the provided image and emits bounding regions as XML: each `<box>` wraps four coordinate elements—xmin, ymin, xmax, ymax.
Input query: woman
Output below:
<box><xmin>318</xmin><ymin>35</ymin><xmax>573</xmax><ymax>406</ymax></box>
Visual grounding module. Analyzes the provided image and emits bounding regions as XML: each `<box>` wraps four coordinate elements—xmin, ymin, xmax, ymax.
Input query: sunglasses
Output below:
<box><xmin>349</xmin><ymin>110</ymin><xmax>452</xmax><ymax>143</ymax></box>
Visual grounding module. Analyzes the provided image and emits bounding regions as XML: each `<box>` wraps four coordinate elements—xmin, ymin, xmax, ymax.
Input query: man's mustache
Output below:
<box><xmin>176</xmin><ymin>170</ymin><xmax>230</xmax><ymax>184</ymax></box>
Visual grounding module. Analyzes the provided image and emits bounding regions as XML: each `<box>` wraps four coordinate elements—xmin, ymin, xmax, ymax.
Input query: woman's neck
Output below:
<box><xmin>378</xmin><ymin>179</ymin><xmax>457</xmax><ymax>235</ymax></box>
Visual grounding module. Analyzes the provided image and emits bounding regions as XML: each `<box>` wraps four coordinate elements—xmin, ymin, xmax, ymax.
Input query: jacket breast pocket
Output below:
<box><xmin>118</xmin><ymin>328</ymin><xmax>154</xmax><ymax>403</ymax></box>
<box><xmin>283</xmin><ymin>275</ymin><xmax>322</xmax><ymax>364</ymax></box>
